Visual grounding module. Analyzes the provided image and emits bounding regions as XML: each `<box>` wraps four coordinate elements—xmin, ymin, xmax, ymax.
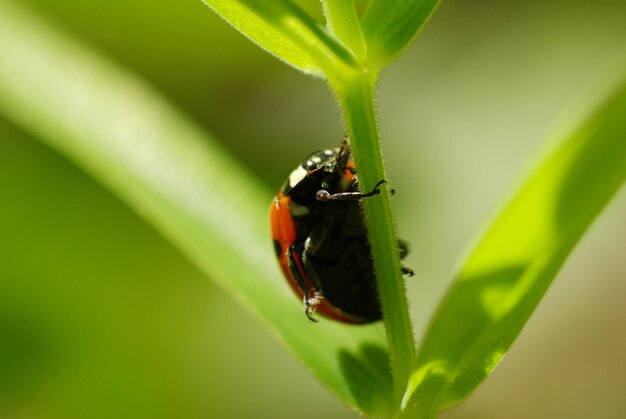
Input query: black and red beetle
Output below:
<box><xmin>270</xmin><ymin>138</ymin><xmax>411</xmax><ymax>324</ymax></box>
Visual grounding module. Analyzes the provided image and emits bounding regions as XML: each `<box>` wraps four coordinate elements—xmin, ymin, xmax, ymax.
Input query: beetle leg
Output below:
<box><xmin>316</xmin><ymin>179</ymin><xmax>387</xmax><ymax>201</ymax></box>
<box><xmin>401</xmin><ymin>266</ymin><xmax>415</xmax><ymax>277</ymax></box>
<box><xmin>300</xmin><ymin>220</ymin><xmax>339</xmax><ymax>321</ymax></box>
<box><xmin>301</xmin><ymin>236</ymin><xmax>325</xmax><ymax>292</ymax></box>
<box><xmin>397</xmin><ymin>239</ymin><xmax>414</xmax><ymax>276</ymax></box>
<box><xmin>301</xmin><ymin>219</ymin><xmax>333</xmax><ymax>293</ymax></box>
<box><xmin>287</xmin><ymin>243</ymin><xmax>321</xmax><ymax>322</ymax></box>
<box><xmin>398</xmin><ymin>239</ymin><xmax>409</xmax><ymax>259</ymax></box>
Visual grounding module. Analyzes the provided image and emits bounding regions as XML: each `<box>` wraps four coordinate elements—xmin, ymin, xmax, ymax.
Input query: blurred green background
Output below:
<box><xmin>1</xmin><ymin>0</ymin><xmax>625</xmax><ymax>418</ymax></box>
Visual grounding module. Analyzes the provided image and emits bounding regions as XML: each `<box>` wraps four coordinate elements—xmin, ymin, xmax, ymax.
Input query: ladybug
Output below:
<box><xmin>270</xmin><ymin>138</ymin><xmax>412</xmax><ymax>324</ymax></box>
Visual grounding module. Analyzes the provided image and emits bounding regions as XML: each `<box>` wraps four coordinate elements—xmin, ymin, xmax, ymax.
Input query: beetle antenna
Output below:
<box><xmin>338</xmin><ymin>136</ymin><xmax>352</xmax><ymax>167</ymax></box>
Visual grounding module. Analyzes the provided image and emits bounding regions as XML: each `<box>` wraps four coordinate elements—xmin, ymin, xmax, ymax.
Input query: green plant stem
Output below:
<box><xmin>332</xmin><ymin>71</ymin><xmax>417</xmax><ymax>405</ymax></box>
<box><xmin>322</xmin><ymin>0</ymin><xmax>367</xmax><ymax>60</ymax></box>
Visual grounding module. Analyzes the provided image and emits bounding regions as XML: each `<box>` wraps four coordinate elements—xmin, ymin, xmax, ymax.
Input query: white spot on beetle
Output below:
<box><xmin>289</xmin><ymin>166</ymin><xmax>307</xmax><ymax>188</ymax></box>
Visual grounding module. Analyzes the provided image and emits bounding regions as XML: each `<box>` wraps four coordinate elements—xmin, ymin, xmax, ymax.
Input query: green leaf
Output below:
<box><xmin>361</xmin><ymin>0</ymin><xmax>441</xmax><ymax>69</ymax></box>
<box><xmin>321</xmin><ymin>0</ymin><xmax>367</xmax><ymax>60</ymax></box>
<box><xmin>0</xmin><ymin>2</ymin><xmax>392</xmax><ymax>416</ymax></box>
<box><xmin>201</xmin><ymin>0</ymin><xmax>359</xmax><ymax>78</ymax></box>
<box><xmin>404</xmin><ymin>77</ymin><xmax>626</xmax><ymax>415</ymax></box>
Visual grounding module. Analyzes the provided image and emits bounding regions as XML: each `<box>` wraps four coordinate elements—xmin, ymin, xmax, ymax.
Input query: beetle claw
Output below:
<box><xmin>304</xmin><ymin>291</ymin><xmax>323</xmax><ymax>322</ymax></box>
<box><xmin>401</xmin><ymin>266</ymin><xmax>415</xmax><ymax>277</ymax></box>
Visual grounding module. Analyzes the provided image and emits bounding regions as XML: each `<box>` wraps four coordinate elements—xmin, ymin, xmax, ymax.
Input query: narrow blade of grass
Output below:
<box><xmin>321</xmin><ymin>0</ymin><xmax>367</xmax><ymax>60</ymax></box>
<box><xmin>201</xmin><ymin>0</ymin><xmax>359</xmax><ymax>78</ymax></box>
<box><xmin>403</xmin><ymin>76</ymin><xmax>626</xmax><ymax>415</ymax></box>
<box><xmin>361</xmin><ymin>0</ymin><xmax>441</xmax><ymax>70</ymax></box>
<box><xmin>0</xmin><ymin>2</ymin><xmax>393</xmax><ymax>416</ymax></box>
